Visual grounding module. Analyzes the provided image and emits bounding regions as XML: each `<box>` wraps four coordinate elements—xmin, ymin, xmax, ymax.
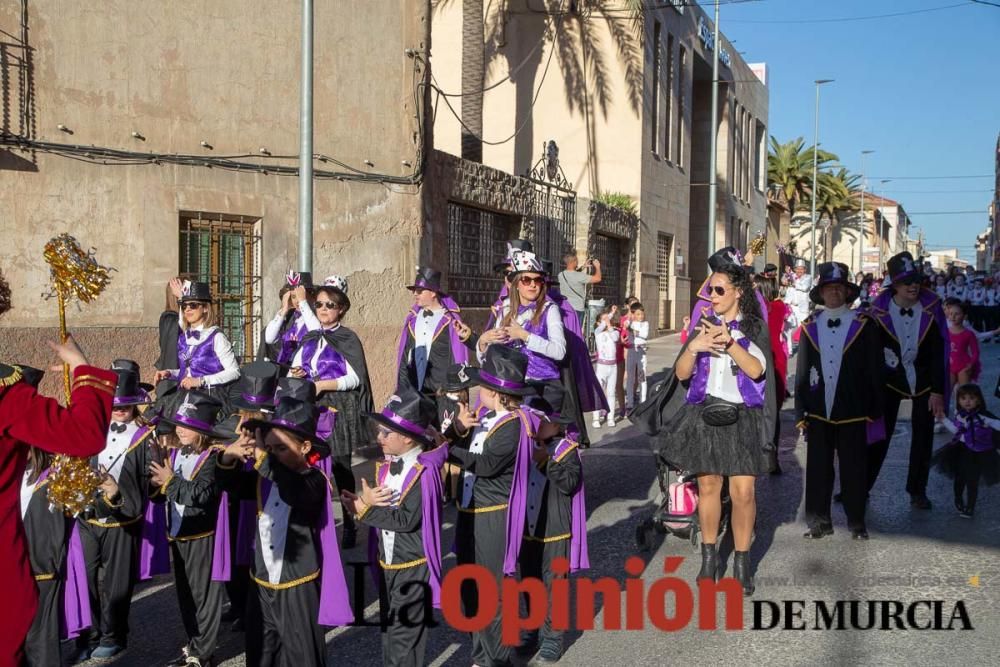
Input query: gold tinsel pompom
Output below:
<box><xmin>46</xmin><ymin>454</ymin><xmax>102</xmax><ymax>517</ymax></box>
<box><xmin>748</xmin><ymin>232</ymin><xmax>767</xmax><ymax>257</ymax></box>
<box><xmin>43</xmin><ymin>234</ymin><xmax>113</xmax><ymax>303</ymax></box>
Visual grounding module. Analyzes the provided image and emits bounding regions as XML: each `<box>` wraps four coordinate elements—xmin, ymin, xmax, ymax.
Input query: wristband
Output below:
<box><xmin>723</xmin><ymin>338</ymin><xmax>735</xmax><ymax>351</ymax></box>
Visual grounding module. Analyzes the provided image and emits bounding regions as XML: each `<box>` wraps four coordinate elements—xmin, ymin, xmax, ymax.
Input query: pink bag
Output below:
<box><xmin>666</xmin><ymin>479</ymin><xmax>698</xmax><ymax>529</ymax></box>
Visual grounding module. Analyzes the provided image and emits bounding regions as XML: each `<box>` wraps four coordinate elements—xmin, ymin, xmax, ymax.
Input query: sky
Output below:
<box><xmin>716</xmin><ymin>0</ymin><xmax>1000</xmax><ymax>263</ymax></box>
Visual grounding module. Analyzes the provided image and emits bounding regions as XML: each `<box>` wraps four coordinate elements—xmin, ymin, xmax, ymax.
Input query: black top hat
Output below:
<box><xmin>112</xmin><ymin>359</ymin><xmax>154</xmax><ymax>392</ymax></box>
<box><xmin>231</xmin><ymin>360</ymin><xmax>280</xmax><ymax>412</ymax></box>
<box><xmin>762</xmin><ymin>263</ymin><xmax>778</xmax><ymax>275</ymax></box>
<box><xmin>493</xmin><ymin>239</ymin><xmax>534</xmax><ymax>274</ymax></box>
<box><xmin>809</xmin><ymin>262</ymin><xmax>860</xmax><ymax>305</ymax></box>
<box><xmin>406</xmin><ymin>267</ymin><xmax>445</xmax><ymax>294</ymax></box>
<box><xmin>541</xmin><ymin>259</ymin><xmax>555</xmax><ymax>278</ymax></box>
<box><xmin>365</xmin><ymin>387</ymin><xmax>436</xmax><ymax>447</ymax></box>
<box><xmin>179</xmin><ymin>280</ymin><xmax>213</xmax><ymax>304</ymax></box>
<box><xmin>285</xmin><ymin>271</ymin><xmax>315</xmax><ymax>290</ymax></box>
<box><xmin>509</xmin><ymin>250</ymin><xmax>547</xmax><ymax>278</ymax></box>
<box><xmin>160</xmin><ymin>390</ymin><xmax>229</xmax><ymax>439</ymax></box>
<box><xmin>243</xmin><ymin>396</ymin><xmax>328</xmax><ymax>456</ymax></box>
<box><xmin>468</xmin><ymin>345</ymin><xmax>535</xmax><ymax>396</ymax></box>
<box><xmin>887</xmin><ymin>252</ymin><xmax>920</xmax><ymax>284</ymax></box>
<box><xmin>274</xmin><ymin>376</ymin><xmax>318</xmax><ymax>404</ymax></box>
<box><xmin>113</xmin><ymin>369</ymin><xmax>152</xmax><ymax>408</ymax></box>
<box><xmin>707</xmin><ymin>247</ymin><xmax>744</xmax><ymax>273</ymax></box>
<box><xmin>442</xmin><ymin>363</ymin><xmax>476</xmax><ymax>392</ymax></box>
<box><xmin>0</xmin><ymin>363</ymin><xmax>45</xmax><ymax>388</ymax></box>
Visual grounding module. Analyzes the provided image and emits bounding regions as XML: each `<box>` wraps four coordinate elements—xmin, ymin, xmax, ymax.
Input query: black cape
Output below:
<box><xmin>300</xmin><ymin>326</ymin><xmax>375</xmax><ymax>415</ymax></box>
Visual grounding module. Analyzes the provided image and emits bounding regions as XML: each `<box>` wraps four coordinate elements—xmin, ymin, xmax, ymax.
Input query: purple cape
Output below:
<box><xmin>553</xmin><ymin>430</ymin><xmax>590</xmax><ymax>572</ymax></box>
<box><xmin>63</xmin><ymin>522</ymin><xmax>91</xmax><ymax>639</ymax></box>
<box><xmin>313</xmin><ymin>472</ymin><xmax>354</xmax><ymax>625</ymax></box>
<box><xmin>504</xmin><ymin>409</ymin><xmax>542</xmax><ymax>575</ymax></box>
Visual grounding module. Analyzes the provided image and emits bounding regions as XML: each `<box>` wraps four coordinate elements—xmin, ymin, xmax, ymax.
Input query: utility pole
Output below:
<box><xmin>298</xmin><ymin>0</ymin><xmax>314</xmax><ymax>273</ymax></box>
<box><xmin>858</xmin><ymin>149</ymin><xmax>874</xmax><ymax>274</ymax></box>
<box><xmin>809</xmin><ymin>79</ymin><xmax>834</xmax><ymax>276</ymax></box>
<box><xmin>706</xmin><ymin>0</ymin><xmax>721</xmax><ymax>254</ymax></box>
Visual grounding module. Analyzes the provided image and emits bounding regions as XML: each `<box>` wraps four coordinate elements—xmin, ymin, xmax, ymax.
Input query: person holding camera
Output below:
<box><xmin>558</xmin><ymin>252</ymin><xmax>602</xmax><ymax>331</ymax></box>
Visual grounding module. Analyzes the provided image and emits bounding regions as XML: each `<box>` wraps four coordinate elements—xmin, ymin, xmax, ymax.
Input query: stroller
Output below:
<box><xmin>635</xmin><ymin>453</ymin><xmax>731</xmax><ymax>551</ymax></box>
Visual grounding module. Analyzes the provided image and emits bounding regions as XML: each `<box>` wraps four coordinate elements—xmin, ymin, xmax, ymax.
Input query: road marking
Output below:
<box><xmin>132</xmin><ymin>581</ymin><xmax>173</xmax><ymax>602</ymax></box>
<box><xmin>325</xmin><ymin>600</ymin><xmax>380</xmax><ymax>641</ymax></box>
<box><xmin>429</xmin><ymin>643</ymin><xmax>462</xmax><ymax>666</ymax></box>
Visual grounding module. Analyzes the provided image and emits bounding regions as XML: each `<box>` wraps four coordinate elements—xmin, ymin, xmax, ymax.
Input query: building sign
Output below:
<box><xmin>663</xmin><ymin>0</ymin><xmax>685</xmax><ymax>13</ymax></box>
<box><xmin>698</xmin><ymin>17</ymin><xmax>731</xmax><ymax>69</ymax></box>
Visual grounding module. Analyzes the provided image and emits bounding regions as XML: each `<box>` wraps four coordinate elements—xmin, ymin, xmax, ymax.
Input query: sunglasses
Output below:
<box><xmin>708</xmin><ymin>285</ymin><xmax>729</xmax><ymax>296</ymax></box>
<box><xmin>315</xmin><ymin>300</ymin><xmax>340</xmax><ymax>310</ymax></box>
<box><xmin>181</xmin><ymin>302</ymin><xmax>206</xmax><ymax>310</ymax></box>
<box><xmin>518</xmin><ymin>276</ymin><xmax>545</xmax><ymax>287</ymax></box>
<box><xmin>376</xmin><ymin>427</ymin><xmax>396</xmax><ymax>438</ymax></box>
<box><xmin>898</xmin><ymin>277</ymin><xmax>921</xmax><ymax>286</ymax></box>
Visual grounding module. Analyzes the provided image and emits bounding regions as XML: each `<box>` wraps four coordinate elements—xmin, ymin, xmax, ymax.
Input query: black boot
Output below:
<box><xmin>732</xmin><ymin>551</ymin><xmax>755</xmax><ymax>596</ymax></box>
<box><xmin>697</xmin><ymin>543</ymin><xmax>719</xmax><ymax>582</ymax></box>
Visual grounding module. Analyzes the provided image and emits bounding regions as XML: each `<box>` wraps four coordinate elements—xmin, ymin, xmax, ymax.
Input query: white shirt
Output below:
<box><xmin>380</xmin><ymin>446</ymin><xmax>422</xmax><ymax>564</ymax></box>
<box><xmin>816</xmin><ymin>306</ymin><xmax>854</xmax><ymax>417</ymax></box>
<box><xmin>20</xmin><ymin>470</ymin><xmax>37</xmax><ymax>521</ymax></box>
<box><xmin>460</xmin><ymin>409</ymin><xmax>509</xmax><ymax>508</ymax></box>
<box><xmin>889</xmin><ymin>298</ymin><xmax>921</xmax><ymax>393</ymax></box>
<box><xmin>703</xmin><ymin>321</ymin><xmax>767</xmax><ymax>403</ymax></box>
<box><xmin>264</xmin><ymin>301</ymin><xmax>320</xmax><ymax>344</ymax></box>
<box><xmin>479</xmin><ymin>300</ymin><xmax>567</xmax><ymax>364</ymax></box>
<box><xmin>412</xmin><ymin>308</ymin><xmax>446</xmax><ymax>390</ymax></box>
<box><xmin>167</xmin><ymin>322</ymin><xmax>241</xmax><ymax>387</ymax></box>
<box><xmin>101</xmin><ymin>421</ymin><xmax>139</xmax><ymax>483</ymax></box>
<box><xmin>168</xmin><ymin>450</ymin><xmax>205</xmax><ymax>538</ymax></box>
<box><xmin>594</xmin><ymin>323</ymin><xmax>619</xmax><ymax>363</ymax></box>
<box><xmin>259</xmin><ymin>480</ymin><xmax>293</xmax><ymax>584</ymax></box>
<box><xmin>630</xmin><ymin>320</ymin><xmax>650</xmax><ymax>347</ymax></box>
<box><xmin>290</xmin><ymin>324</ymin><xmax>361</xmax><ymax>390</ymax></box>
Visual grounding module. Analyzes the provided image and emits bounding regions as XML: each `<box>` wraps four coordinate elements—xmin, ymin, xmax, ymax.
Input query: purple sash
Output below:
<box><xmin>139</xmin><ymin>499</ymin><xmax>169</xmax><ymax>580</ymax></box>
<box><xmin>177</xmin><ymin>329</ymin><xmax>224</xmax><ymax>378</ymax></box>
<box><xmin>62</xmin><ymin>522</ymin><xmax>91</xmax><ymax>639</ymax></box>
<box><xmin>685</xmin><ymin>323</ymin><xmax>766</xmax><ymax>408</ymax></box>
<box><xmin>553</xmin><ymin>433</ymin><xmax>589</xmax><ymax>572</ymax></box>
<box><xmin>297</xmin><ymin>332</ymin><xmax>349</xmax><ymax>380</ymax></box>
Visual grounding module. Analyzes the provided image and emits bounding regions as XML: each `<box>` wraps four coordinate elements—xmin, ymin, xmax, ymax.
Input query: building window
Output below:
<box><xmin>651</xmin><ymin>21</ymin><xmax>661</xmax><ymax>155</ymax></box>
<box><xmin>665</xmin><ymin>33</ymin><xmax>674</xmax><ymax>162</ymax></box>
<box><xmin>678</xmin><ymin>46</ymin><xmax>686</xmax><ymax>167</ymax></box>
<box><xmin>656</xmin><ymin>233</ymin><xmax>672</xmax><ymax>330</ymax></box>
<box><xmin>447</xmin><ymin>202</ymin><xmax>519</xmax><ymax>307</ymax></box>
<box><xmin>178</xmin><ymin>212</ymin><xmax>262</xmax><ymax>363</ymax></box>
<box><xmin>755</xmin><ymin>120</ymin><xmax>766</xmax><ymax>191</ymax></box>
<box><xmin>591</xmin><ymin>233</ymin><xmax>625</xmax><ymax>307</ymax></box>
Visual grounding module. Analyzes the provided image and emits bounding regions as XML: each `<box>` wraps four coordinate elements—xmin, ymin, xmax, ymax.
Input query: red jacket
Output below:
<box><xmin>0</xmin><ymin>365</ymin><xmax>115</xmax><ymax>666</ymax></box>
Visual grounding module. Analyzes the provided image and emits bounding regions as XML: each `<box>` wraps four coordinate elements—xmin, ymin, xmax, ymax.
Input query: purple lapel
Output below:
<box><xmin>844</xmin><ymin>316</ymin><xmax>864</xmax><ymax>349</ymax></box>
<box><xmin>802</xmin><ymin>319</ymin><xmax>820</xmax><ymax>351</ymax></box>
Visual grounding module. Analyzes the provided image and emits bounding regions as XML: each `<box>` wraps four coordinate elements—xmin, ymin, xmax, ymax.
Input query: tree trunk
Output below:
<box><xmin>461</xmin><ymin>0</ymin><xmax>484</xmax><ymax>162</ymax></box>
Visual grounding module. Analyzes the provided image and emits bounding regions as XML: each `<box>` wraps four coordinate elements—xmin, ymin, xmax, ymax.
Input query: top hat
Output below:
<box><xmin>792</xmin><ymin>258</ymin><xmax>808</xmax><ymax>270</ymax></box>
<box><xmin>809</xmin><ymin>262</ymin><xmax>860</xmax><ymax>305</ymax></box>
<box><xmin>321</xmin><ymin>275</ymin><xmax>349</xmax><ymax>294</ymax></box>
<box><xmin>0</xmin><ymin>364</ymin><xmax>45</xmax><ymax>388</ymax></box>
<box><xmin>509</xmin><ymin>250</ymin><xmax>546</xmax><ymax>278</ymax></box>
<box><xmin>442</xmin><ymin>363</ymin><xmax>476</xmax><ymax>392</ymax></box>
<box><xmin>366</xmin><ymin>387</ymin><xmax>436</xmax><ymax>447</ymax></box>
<box><xmin>887</xmin><ymin>252</ymin><xmax>921</xmax><ymax>284</ymax></box>
<box><xmin>274</xmin><ymin>375</ymin><xmax>318</xmax><ymax>404</ymax></box>
<box><xmin>285</xmin><ymin>271</ymin><xmax>315</xmax><ymax>290</ymax></box>
<box><xmin>112</xmin><ymin>359</ymin><xmax>154</xmax><ymax>392</ymax></box>
<box><xmin>113</xmin><ymin>370</ymin><xmax>153</xmax><ymax>408</ymax></box>
<box><xmin>541</xmin><ymin>259</ymin><xmax>555</xmax><ymax>278</ymax></box>
<box><xmin>243</xmin><ymin>396</ymin><xmax>328</xmax><ymax>456</ymax></box>
<box><xmin>231</xmin><ymin>360</ymin><xmax>280</xmax><ymax>412</ymax></box>
<box><xmin>468</xmin><ymin>345</ymin><xmax>535</xmax><ymax>396</ymax></box>
<box><xmin>406</xmin><ymin>267</ymin><xmax>445</xmax><ymax>294</ymax></box>
<box><xmin>762</xmin><ymin>263</ymin><xmax>778</xmax><ymax>275</ymax></box>
<box><xmin>160</xmin><ymin>390</ymin><xmax>229</xmax><ymax>439</ymax></box>
<box><xmin>179</xmin><ymin>280</ymin><xmax>213</xmax><ymax>304</ymax></box>
<box><xmin>493</xmin><ymin>239</ymin><xmax>534</xmax><ymax>274</ymax></box>
<box><xmin>707</xmin><ymin>247</ymin><xmax>744</xmax><ymax>273</ymax></box>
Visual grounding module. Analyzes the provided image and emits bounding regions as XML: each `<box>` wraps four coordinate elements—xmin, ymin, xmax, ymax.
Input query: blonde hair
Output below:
<box><xmin>180</xmin><ymin>301</ymin><xmax>217</xmax><ymax>331</ymax></box>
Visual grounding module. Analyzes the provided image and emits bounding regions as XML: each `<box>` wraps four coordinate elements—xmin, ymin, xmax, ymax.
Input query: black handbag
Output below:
<box><xmin>628</xmin><ymin>370</ymin><xmax>680</xmax><ymax>436</ymax></box>
<box><xmin>701</xmin><ymin>401</ymin><xmax>739</xmax><ymax>427</ymax></box>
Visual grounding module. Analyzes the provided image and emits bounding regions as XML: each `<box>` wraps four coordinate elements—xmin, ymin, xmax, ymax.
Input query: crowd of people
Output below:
<box><xmin>2</xmin><ymin>241</ymin><xmax>1000</xmax><ymax>666</ymax></box>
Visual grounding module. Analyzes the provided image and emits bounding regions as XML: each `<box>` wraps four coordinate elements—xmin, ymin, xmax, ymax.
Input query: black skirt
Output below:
<box><xmin>318</xmin><ymin>389</ymin><xmax>368</xmax><ymax>457</ymax></box>
<box><xmin>655</xmin><ymin>396</ymin><xmax>775</xmax><ymax>476</ymax></box>
<box><xmin>931</xmin><ymin>442</ymin><xmax>1000</xmax><ymax>486</ymax></box>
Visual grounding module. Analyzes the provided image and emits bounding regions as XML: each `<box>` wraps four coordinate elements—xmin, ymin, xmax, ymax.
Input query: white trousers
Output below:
<box><xmin>595</xmin><ymin>362</ymin><xmax>617</xmax><ymax>419</ymax></box>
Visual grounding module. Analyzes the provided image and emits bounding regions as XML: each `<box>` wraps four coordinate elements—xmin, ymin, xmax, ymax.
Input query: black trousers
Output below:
<box><xmin>805</xmin><ymin>420</ymin><xmax>868</xmax><ymax>530</ymax></box>
<box><xmin>171</xmin><ymin>537</ymin><xmax>223</xmax><ymax>661</ymax></box>
<box><xmin>76</xmin><ymin>522</ymin><xmax>139</xmax><ymax>650</ymax></box>
<box><xmin>245</xmin><ymin>579</ymin><xmax>325</xmax><ymax>667</ymax></box>
<box><xmin>332</xmin><ymin>455</ymin><xmax>356</xmax><ymax>533</ymax></box>
<box><xmin>379</xmin><ymin>563</ymin><xmax>431</xmax><ymax>667</ymax></box>
<box><xmin>24</xmin><ymin>579</ymin><xmax>61</xmax><ymax>667</ymax></box>
<box><xmin>520</xmin><ymin>538</ymin><xmax>569</xmax><ymax>649</ymax></box>
<box><xmin>868</xmin><ymin>391</ymin><xmax>934</xmax><ymax>496</ymax></box>
<box><xmin>456</xmin><ymin>509</ymin><xmax>510</xmax><ymax>667</ymax></box>
<box><xmin>225</xmin><ymin>499</ymin><xmax>252</xmax><ymax>620</ymax></box>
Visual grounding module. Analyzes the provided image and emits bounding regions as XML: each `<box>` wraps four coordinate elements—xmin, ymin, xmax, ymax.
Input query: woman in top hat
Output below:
<box><xmin>154</xmin><ymin>278</ymin><xmax>240</xmax><ymax>413</ymax></box>
<box><xmin>448</xmin><ymin>345</ymin><xmax>541</xmax><ymax>667</ymax></box>
<box><xmin>343</xmin><ymin>388</ymin><xmax>447</xmax><ymax>667</ymax></box>
<box><xmin>73</xmin><ymin>360</ymin><xmax>156</xmax><ymax>662</ymax></box>
<box><xmin>148</xmin><ymin>391</ymin><xmax>232</xmax><ymax>667</ymax></box>
<box><xmin>261</xmin><ymin>272</ymin><xmax>320</xmax><ymax>369</ymax></box>
<box><xmin>219</xmin><ymin>395</ymin><xmax>352</xmax><ymax>666</ymax></box>
<box><xmin>655</xmin><ymin>252</ymin><xmax>776</xmax><ymax>596</ymax></box>
<box><xmin>396</xmin><ymin>266</ymin><xmax>469</xmax><ymax>421</ymax></box>
<box><xmin>290</xmin><ymin>275</ymin><xmax>374</xmax><ymax>548</ymax></box>
<box><xmin>478</xmin><ymin>249</ymin><xmax>568</xmax><ymax>414</ymax></box>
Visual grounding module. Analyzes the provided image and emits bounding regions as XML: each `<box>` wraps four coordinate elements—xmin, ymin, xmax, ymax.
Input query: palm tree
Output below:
<box><xmin>767</xmin><ymin>136</ymin><xmax>839</xmax><ymax>217</ymax></box>
<box><xmin>806</xmin><ymin>168</ymin><xmax>861</xmax><ymax>262</ymax></box>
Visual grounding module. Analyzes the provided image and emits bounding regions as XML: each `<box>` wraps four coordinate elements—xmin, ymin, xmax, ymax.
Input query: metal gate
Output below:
<box><xmin>591</xmin><ymin>233</ymin><xmax>625</xmax><ymax>306</ymax></box>
<box><xmin>657</xmin><ymin>233</ymin><xmax>673</xmax><ymax>329</ymax></box>
<box><xmin>526</xmin><ymin>141</ymin><xmax>576</xmax><ymax>267</ymax></box>
<box><xmin>446</xmin><ymin>203</ymin><xmax>520</xmax><ymax>307</ymax></box>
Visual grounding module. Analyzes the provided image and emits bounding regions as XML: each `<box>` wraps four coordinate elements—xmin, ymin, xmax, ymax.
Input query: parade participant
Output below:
<box><xmin>868</xmin><ymin>252</ymin><xmax>948</xmax><ymax>509</ymax></box>
<box><xmin>944</xmin><ymin>298</ymin><xmax>981</xmax><ymax>387</ymax></box>
<box><xmin>448</xmin><ymin>345</ymin><xmax>539</xmax><ymax>667</ymax></box>
<box><xmin>934</xmin><ymin>274</ymin><xmax>948</xmax><ymax>301</ymax></box>
<box><xmin>759</xmin><ymin>277</ymin><xmax>791</xmax><ymax>468</ymax></box>
<box><xmin>222</xmin><ymin>395</ymin><xmax>352</xmax><ymax>666</ymax></box>
<box><xmin>932</xmin><ymin>383</ymin><xmax>1000</xmax><ymax>518</ymax></box>
<box><xmin>396</xmin><ymin>266</ymin><xmax>469</xmax><ymax>421</ymax></box>
<box><xmin>624</xmin><ymin>302</ymin><xmax>649</xmax><ymax>411</ymax></box>
<box><xmin>946</xmin><ymin>273</ymin><xmax>968</xmax><ymax>301</ymax></box>
<box><xmin>686</xmin><ymin>247</ymin><xmax>770</xmax><ymax>340</ymax></box>
<box><xmin>343</xmin><ymin>389</ymin><xmax>447</xmax><ymax>667</ymax></box>
<box><xmin>154</xmin><ymin>279</ymin><xmax>240</xmax><ymax>411</ymax></box>
<box><xmin>968</xmin><ymin>277</ymin><xmax>988</xmax><ymax>332</ymax></box>
<box><xmin>148</xmin><ymin>391</ymin><xmax>232</xmax><ymax>667</ymax></box>
<box><xmin>518</xmin><ymin>406</ymin><xmax>588</xmax><ymax>665</ymax></box>
<box><xmin>436</xmin><ymin>363</ymin><xmax>477</xmax><ymax>501</ymax></box>
<box><xmin>655</xmin><ymin>253</ymin><xmax>776</xmax><ymax>596</ymax></box>
<box><xmin>478</xmin><ymin>250</ymin><xmax>567</xmax><ymax>413</ymax></box>
<box><xmin>557</xmin><ymin>251</ymin><xmax>602</xmax><ymax>329</ymax></box>
<box><xmin>260</xmin><ymin>272</ymin><xmax>319</xmax><ymax>368</ymax></box>
<box><xmin>783</xmin><ymin>258</ymin><xmax>813</xmax><ymax>329</ymax></box>
<box><xmin>796</xmin><ymin>263</ymin><xmax>885</xmax><ymax>541</ymax></box>
<box><xmin>291</xmin><ymin>276</ymin><xmax>374</xmax><ymax>549</ymax></box>
<box><xmin>592</xmin><ymin>308</ymin><xmax>621</xmax><ymax>428</ymax></box>
<box><xmin>73</xmin><ymin>361</ymin><xmax>155</xmax><ymax>662</ymax></box>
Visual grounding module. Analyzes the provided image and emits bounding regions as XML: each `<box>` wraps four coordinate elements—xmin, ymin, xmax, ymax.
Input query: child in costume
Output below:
<box><xmin>933</xmin><ymin>383</ymin><xmax>1000</xmax><ymax>518</ymax></box>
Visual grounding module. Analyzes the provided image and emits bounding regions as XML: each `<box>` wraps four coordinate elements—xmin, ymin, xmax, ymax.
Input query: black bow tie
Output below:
<box><xmin>900</xmin><ymin>308</ymin><xmax>914</xmax><ymax>317</ymax></box>
<box><xmin>483</xmin><ymin>410</ymin><xmax>497</xmax><ymax>420</ymax></box>
<box><xmin>110</xmin><ymin>422</ymin><xmax>127</xmax><ymax>434</ymax></box>
<box><xmin>388</xmin><ymin>458</ymin><xmax>404</xmax><ymax>475</ymax></box>
<box><xmin>827</xmin><ymin>318</ymin><xmax>841</xmax><ymax>329</ymax></box>
<box><xmin>422</xmin><ymin>309</ymin><xmax>434</xmax><ymax>318</ymax></box>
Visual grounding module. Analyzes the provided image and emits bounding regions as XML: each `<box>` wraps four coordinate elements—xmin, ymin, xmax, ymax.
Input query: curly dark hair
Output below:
<box><xmin>718</xmin><ymin>264</ymin><xmax>763</xmax><ymax>340</ymax></box>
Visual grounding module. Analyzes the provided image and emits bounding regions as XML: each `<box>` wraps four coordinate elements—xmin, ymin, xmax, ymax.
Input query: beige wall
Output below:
<box><xmin>0</xmin><ymin>0</ymin><xmax>431</xmax><ymax>403</ymax></box>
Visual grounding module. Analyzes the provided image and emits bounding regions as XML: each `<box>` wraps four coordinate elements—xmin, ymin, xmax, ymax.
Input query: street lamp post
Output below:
<box><xmin>297</xmin><ymin>0</ymin><xmax>314</xmax><ymax>273</ymax></box>
<box><xmin>878</xmin><ymin>179</ymin><xmax>892</xmax><ymax>272</ymax></box>
<box><xmin>707</xmin><ymin>0</ymin><xmax>721</xmax><ymax>254</ymax></box>
<box><xmin>809</xmin><ymin>79</ymin><xmax>834</xmax><ymax>277</ymax></box>
<box><xmin>858</xmin><ymin>149</ymin><xmax>874</xmax><ymax>274</ymax></box>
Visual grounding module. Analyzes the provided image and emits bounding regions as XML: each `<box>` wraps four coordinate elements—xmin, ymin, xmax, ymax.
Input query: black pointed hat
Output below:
<box><xmin>809</xmin><ymin>262</ymin><xmax>860</xmax><ymax>305</ymax></box>
<box><xmin>243</xmin><ymin>396</ymin><xmax>328</xmax><ymax>456</ymax></box>
<box><xmin>179</xmin><ymin>280</ymin><xmax>213</xmax><ymax>304</ymax></box>
<box><xmin>160</xmin><ymin>390</ymin><xmax>229</xmax><ymax>439</ymax></box>
<box><xmin>406</xmin><ymin>266</ymin><xmax>445</xmax><ymax>294</ymax></box>
<box><xmin>468</xmin><ymin>344</ymin><xmax>535</xmax><ymax>396</ymax></box>
<box><xmin>273</xmin><ymin>375</ymin><xmax>318</xmax><ymax>404</ymax></box>
<box><xmin>231</xmin><ymin>360</ymin><xmax>280</xmax><ymax>412</ymax></box>
<box><xmin>365</xmin><ymin>387</ymin><xmax>436</xmax><ymax>447</ymax></box>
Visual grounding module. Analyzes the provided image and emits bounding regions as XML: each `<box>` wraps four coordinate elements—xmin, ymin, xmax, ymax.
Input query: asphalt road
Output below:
<box><xmin>68</xmin><ymin>333</ymin><xmax>1000</xmax><ymax>666</ymax></box>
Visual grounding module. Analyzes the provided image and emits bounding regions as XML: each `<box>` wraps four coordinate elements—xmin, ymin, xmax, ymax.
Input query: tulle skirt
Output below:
<box><xmin>931</xmin><ymin>441</ymin><xmax>1000</xmax><ymax>486</ymax></box>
